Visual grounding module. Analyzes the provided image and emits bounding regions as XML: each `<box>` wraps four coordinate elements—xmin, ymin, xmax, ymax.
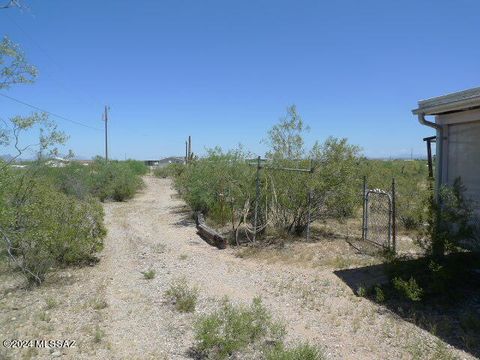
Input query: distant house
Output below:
<box><xmin>413</xmin><ymin>87</ymin><xmax>480</xmax><ymax>212</ymax></box>
<box><xmin>144</xmin><ymin>160</ymin><xmax>160</xmax><ymax>167</ymax></box>
<box><xmin>45</xmin><ymin>157</ymin><xmax>69</xmax><ymax>168</ymax></box>
<box><xmin>144</xmin><ymin>157</ymin><xmax>184</xmax><ymax>167</ymax></box>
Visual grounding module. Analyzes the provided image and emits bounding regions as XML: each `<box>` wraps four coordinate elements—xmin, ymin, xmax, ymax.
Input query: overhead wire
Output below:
<box><xmin>0</xmin><ymin>93</ymin><xmax>103</xmax><ymax>131</ymax></box>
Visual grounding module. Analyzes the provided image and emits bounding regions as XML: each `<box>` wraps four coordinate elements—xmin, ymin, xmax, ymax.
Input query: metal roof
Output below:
<box><xmin>412</xmin><ymin>87</ymin><xmax>480</xmax><ymax>115</ymax></box>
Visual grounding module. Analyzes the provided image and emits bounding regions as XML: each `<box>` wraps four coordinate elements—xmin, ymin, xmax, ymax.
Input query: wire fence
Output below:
<box><xmin>362</xmin><ymin>177</ymin><xmax>396</xmax><ymax>253</ymax></box>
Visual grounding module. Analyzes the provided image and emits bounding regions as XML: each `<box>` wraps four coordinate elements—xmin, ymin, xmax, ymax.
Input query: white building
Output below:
<box><xmin>413</xmin><ymin>87</ymin><xmax>480</xmax><ymax>212</ymax></box>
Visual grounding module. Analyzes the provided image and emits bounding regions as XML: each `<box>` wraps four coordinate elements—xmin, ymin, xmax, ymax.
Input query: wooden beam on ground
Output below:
<box><xmin>194</xmin><ymin>212</ymin><xmax>227</xmax><ymax>249</ymax></box>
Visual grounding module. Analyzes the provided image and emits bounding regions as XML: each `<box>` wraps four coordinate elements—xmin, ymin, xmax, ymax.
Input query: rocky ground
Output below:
<box><xmin>0</xmin><ymin>176</ymin><xmax>475</xmax><ymax>359</ymax></box>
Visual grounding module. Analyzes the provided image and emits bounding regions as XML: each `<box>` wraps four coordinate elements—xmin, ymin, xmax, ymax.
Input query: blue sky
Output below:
<box><xmin>1</xmin><ymin>0</ymin><xmax>479</xmax><ymax>160</ymax></box>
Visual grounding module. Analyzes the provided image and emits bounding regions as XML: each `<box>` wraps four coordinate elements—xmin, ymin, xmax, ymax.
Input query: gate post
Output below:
<box><xmin>253</xmin><ymin>156</ymin><xmax>261</xmax><ymax>242</ymax></box>
<box><xmin>306</xmin><ymin>189</ymin><xmax>312</xmax><ymax>241</ymax></box>
<box><xmin>391</xmin><ymin>178</ymin><xmax>396</xmax><ymax>254</ymax></box>
<box><xmin>362</xmin><ymin>176</ymin><xmax>367</xmax><ymax>240</ymax></box>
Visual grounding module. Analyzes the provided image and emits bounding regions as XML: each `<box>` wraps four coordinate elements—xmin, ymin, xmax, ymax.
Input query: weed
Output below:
<box><xmin>45</xmin><ymin>296</ymin><xmax>57</xmax><ymax>310</ymax></box>
<box><xmin>93</xmin><ymin>325</ymin><xmax>105</xmax><ymax>343</ymax></box>
<box><xmin>37</xmin><ymin>311</ymin><xmax>51</xmax><ymax>322</ymax></box>
<box><xmin>392</xmin><ymin>277</ymin><xmax>423</xmax><ymax>302</ymax></box>
<box><xmin>153</xmin><ymin>243</ymin><xmax>167</xmax><ymax>254</ymax></box>
<box><xmin>431</xmin><ymin>339</ymin><xmax>459</xmax><ymax>360</ymax></box>
<box><xmin>92</xmin><ymin>298</ymin><xmax>108</xmax><ymax>310</ymax></box>
<box><xmin>142</xmin><ymin>269</ymin><xmax>156</xmax><ymax>280</ymax></box>
<box><xmin>266</xmin><ymin>343</ymin><xmax>324</xmax><ymax>360</ymax></box>
<box><xmin>194</xmin><ymin>297</ymin><xmax>285</xmax><ymax>359</ymax></box>
<box><xmin>165</xmin><ymin>278</ymin><xmax>198</xmax><ymax>313</ymax></box>
<box><xmin>374</xmin><ymin>286</ymin><xmax>385</xmax><ymax>302</ymax></box>
<box><xmin>179</xmin><ymin>254</ymin><xmax>188</xmax><ymax>260</ymax></box>
<box><xmin>357</xmin><ymin>286</ymin><xmax>367</xmax><ymax>297</ymax></box>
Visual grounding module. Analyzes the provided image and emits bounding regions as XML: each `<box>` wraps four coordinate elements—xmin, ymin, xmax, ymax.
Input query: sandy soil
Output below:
<box><xmin>0</xmin><ymin>176</ymin><xmax>475</xmax><ymax>359</ymax></box>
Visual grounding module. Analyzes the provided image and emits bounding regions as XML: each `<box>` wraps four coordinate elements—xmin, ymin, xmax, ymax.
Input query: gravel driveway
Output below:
<box><xmin>0</xmin><ymin>176</ymin><xmax>473</xmax><ymax>359</ymax></box>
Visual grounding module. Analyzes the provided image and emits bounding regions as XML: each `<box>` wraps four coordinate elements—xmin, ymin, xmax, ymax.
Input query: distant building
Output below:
<box><xmin>413</xmin><ymin>87</ymin><xmax>480</xmax><ymax>213</ymax></box>
<box><xmin>144</xmin><ymin>157</ymin><xmax>184</xmax><ymax>167</ymax></box>
<box><xmin>45</xmin><ymin>157</ymin><xmax>69</xmax><ymax>168</ymax></box>
<box><xmin>144</xmin><ymin>160</ymin><xmax>160</xmax><ymax>167</ymax></box>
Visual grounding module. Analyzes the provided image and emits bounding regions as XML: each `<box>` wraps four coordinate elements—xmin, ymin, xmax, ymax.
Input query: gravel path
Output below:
<box><xmin>96</xmin><ymin>176</ymin><xmax>471</xmax><ymax>359</ymax></box>
<box><xmin>1</xmin><ymin>176</ymin><xmax>474</xmax><ymax>359</ymax></box>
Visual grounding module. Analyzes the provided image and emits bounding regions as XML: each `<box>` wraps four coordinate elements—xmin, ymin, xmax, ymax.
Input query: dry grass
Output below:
<box><xmin>236</xmin><ymin>239</ymin><xmax>380</xmax><ymax>270</ymax></box>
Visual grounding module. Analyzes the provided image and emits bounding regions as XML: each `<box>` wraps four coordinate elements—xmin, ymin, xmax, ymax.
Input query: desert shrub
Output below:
<box><xmin>38</xmin><ymin>159</ymin><xmax>145</xmax><ymax>202</ymax></box>
<box><xmin>142</xmin><ymin>269</ymin><xmax>156</xmax><ymax>280</ymax></box>
<box><xmin>89</xmin><ymin>159</ymin><xmax>144</xmax><ymax>202</ymax></box>
<box><xmin>153</xmin><ymin>166</ymin><xmax>170</xmax><ymax>178</ymax></box>
<box><xmin>359</xmin><ymin>159</ymin><xmax>430</xmax><ymax>231</ymax></box>
<box><xmin>392</xmin><ymin>277</ymin><xmax>423</xmax><ymax>302</ymax></box>
<box><xmin>0</xmin><ymin>170</ymin><xmax>106</xmax><ymax>284</ymax></box>
<box><xmin>174</xmin><ymin>109</ymin><xmax>362</xmax><ymax>240</ymax></box>
<box><xmin>381</xmin><ymin>252</ymin><xmax>480</xmax><ymax>304</ymax></box>
<box><xmin>44</xmin><ymin>163</ymin><xmax>91</xmax><ymax>200</ymax></box>
<box><xmin>418</xmin><ymin>178</ymin><xmax>479</xmax><ymax>257</ymax></box>
<box><xmin>164</xmin><ymin>277</ymin><xmax>198</xmax><ymax>312</ymax></box>
<box><xmin>266</xmin><ymin>343</ymin><xmax>324</xmax><ymax>360</ymax></box>
<box><xmin>194</xmin><ymin>297</ymin><xmax>285</xmax><ymax>359</ymax></box>
<box><xmin>154</xmin><ymin>163</ymin><xmax>185</xmax><ymax>179</ymax></box>
<box><xmin>374</xmin><ymin>285</ymin><xmax>385</xmax><ymax>302</ymax></box>
<box><xmin>277</xmin><ymin>137</ymin><xmax>361</xmax><ymax>233</ymax></box>
<box><xmin>175</xmin><ymin>147</ymin><xmax>256</xmax><ymax>243</ymax></box>
<box><xmin>124</xmin><ymin>159</ymin><xmax>149</xmax><ymax>175</ymax></box>
<box><xmin>262</xmin><ymin>106</ymin><xmax>362</xmax><ymax>235</ymax></box>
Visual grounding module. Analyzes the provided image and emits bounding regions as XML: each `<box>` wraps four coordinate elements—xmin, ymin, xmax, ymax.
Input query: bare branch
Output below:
<box><xmin>0</xmin><ymin>226</ymin><xmax>42</xmax><ymax>284</ymax></box>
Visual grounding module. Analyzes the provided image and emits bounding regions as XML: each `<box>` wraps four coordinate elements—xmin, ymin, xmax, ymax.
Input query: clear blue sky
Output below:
<box><xmin>1</xmin><ymin>0</ymin><xmax>479</xmax><ymax>160</ymax></box>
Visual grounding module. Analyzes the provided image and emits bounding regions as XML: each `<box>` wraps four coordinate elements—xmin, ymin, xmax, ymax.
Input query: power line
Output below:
<box><xmin>5</xmin><ymin>12</ymin><xmax>105</xmax><ymax>109</ymax></box>
<box><xmin>0</xmin><ymin>92</ymin><xmax>102</xmax><ymax>131</ymax></box>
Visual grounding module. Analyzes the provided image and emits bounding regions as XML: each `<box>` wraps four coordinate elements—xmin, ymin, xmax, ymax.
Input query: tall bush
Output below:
<box><xmin>0</xmin><ymin>168</ymin><xmax>106</xmax><ymax>284</ymax></box>
<box><xmin>418</xmin><ymin>178</ymin><xmax>479</xmax><ymax>257</ymax></box>
<box><xmin>264</xmin><ymin>106</ymin><xmax>361</xmax><ymax>235</ymax></box>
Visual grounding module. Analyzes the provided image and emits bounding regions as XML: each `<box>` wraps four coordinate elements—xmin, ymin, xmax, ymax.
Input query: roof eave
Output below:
<box><xmin>412</xmin><ymin>97</ymin><xmax>480</xmax><ymax>116</ymax></box>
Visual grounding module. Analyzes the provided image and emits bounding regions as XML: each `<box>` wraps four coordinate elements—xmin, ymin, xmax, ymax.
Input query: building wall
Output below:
<box><xmin>436</xmin><ymin>108</ymin><xmax>480</xmax><ymax>212</ymax></box>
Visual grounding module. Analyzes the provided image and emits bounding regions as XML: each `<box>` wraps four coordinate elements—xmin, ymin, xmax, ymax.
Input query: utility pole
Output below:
<box><xmin>103</xmin><ymin>105</ymin><xmax>109</xmax><ymax>161</ymax></box>
<box><xmin>188</xmin><ymin>135</ymin><xmax>192</xmax><ymax>160</ymax></box>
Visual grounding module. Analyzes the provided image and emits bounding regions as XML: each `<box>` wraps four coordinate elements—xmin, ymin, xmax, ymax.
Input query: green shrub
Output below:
<box><xmin>194</xmin><ymin>297</ymin><xmax>285</xmax><ymax>359</ymax></box>
<box><xmin>154</xmin><ymin>163</ymin><xmax>185</xmax><ymax>179</ymax></box>
<box><xmin>374</xmin><ymin>286</ymin><xmax>385</xmax><ymax>302</ymax></box>
<box><xmin>266</xmin><ymin>343</ymin><xmax>324</xmax><ymax>360</ymax></box>
<box><xmin>153</xmin><ymin>166</ymin><xmax>170</xmax><ymax>178</ymax></box>
<box><xmin>1</xmin><ymin>172</ymin><xmax>106</xmax><ymax>284</ymax></box>
<box><xmin>89</xmin><ymin>160</ymin><xmax>144</xmax><ymax>202</ymax></box>
<box><xmin>165</xmin><ymin>278</ymin><xmax>198</xmax><ymax>312</ymax></box>
<box><xmin>357</xmin><ymin>286</ymin><xmax>367</xmax><ymax>297</ymax></box>
<box><xmin>142</xmin><ymin>269</ymin><xmax>156</xmax><ymax>280</ymax></box>
<box><xmin>39</xmin><ymin>159</ymin><xmax>145</xmax><ymax>203</ymax></box>
<box><xmin>359</xmin><ymin>159</ymin><xmax>430</xmax><ymax>231</ymax></box>
<box><xmin>392</xmin><ymin>277</ymin><xmax>423</xmax><ymax>302</ymax></box>
<box><xmin>418</xmin><ymin>178</ymin><xmax>480</xmax><ymax>257</ymax></box>
<box><xmin>124</xmin><ymin>159</ymin><xmax>148</xmax><ymax>175</ymax></box>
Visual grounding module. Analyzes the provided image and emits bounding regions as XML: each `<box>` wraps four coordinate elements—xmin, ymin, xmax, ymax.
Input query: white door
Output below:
<box><xmin>447</xmin><ymin>121</ymin><xmax>480</xmax><ymax>212</ymax></box>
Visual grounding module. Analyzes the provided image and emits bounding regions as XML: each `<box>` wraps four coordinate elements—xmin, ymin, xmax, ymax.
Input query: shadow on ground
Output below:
<box><xmin>169</xmin><ymin>205</ymin><xmax>196</xmax><ymax>227</ymax></box>
<box><xmin>334</xmin><ymin>255</ymin><xmax>480</xmax><ymax>358</ymax></box>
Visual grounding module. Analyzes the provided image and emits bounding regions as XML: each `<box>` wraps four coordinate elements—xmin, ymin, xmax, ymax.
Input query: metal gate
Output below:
<box><xmin>362</xmin><ymin>178</ymin><xmax>396</xmax><ymax>252</ymax></box>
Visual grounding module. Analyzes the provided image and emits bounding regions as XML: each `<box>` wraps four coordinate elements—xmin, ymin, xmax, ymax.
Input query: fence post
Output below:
<box><xmin>362</xmin><ymin>176</ymin><xmax>367</xmax><ymax>240</ymax></box>
<box><xmin>253</xmin><ymin>156</ymin><xmax>261</xmax><ymax>242</ymax></box>
<box><xmin>306</xmin><ymin>189</ymin><xmax>312</xmax><ymax>241</ymax></box>
<box><xmin>391</xmin><ymin>178</ymin><xmax>396</xmax><ymax>254</ymax></box>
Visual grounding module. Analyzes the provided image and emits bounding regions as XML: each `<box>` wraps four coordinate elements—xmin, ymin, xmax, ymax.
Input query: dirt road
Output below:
<box><xmin>0</xmin><ymin>176</ymin><xmax>472</xmax><ymax>359</ymax></box>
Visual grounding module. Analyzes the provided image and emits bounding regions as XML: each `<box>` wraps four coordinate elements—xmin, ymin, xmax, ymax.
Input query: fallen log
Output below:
<box><xmin>194</xmin><ymin>212</ymin><xmax>227</xmax><ymax>249</ymax></box>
